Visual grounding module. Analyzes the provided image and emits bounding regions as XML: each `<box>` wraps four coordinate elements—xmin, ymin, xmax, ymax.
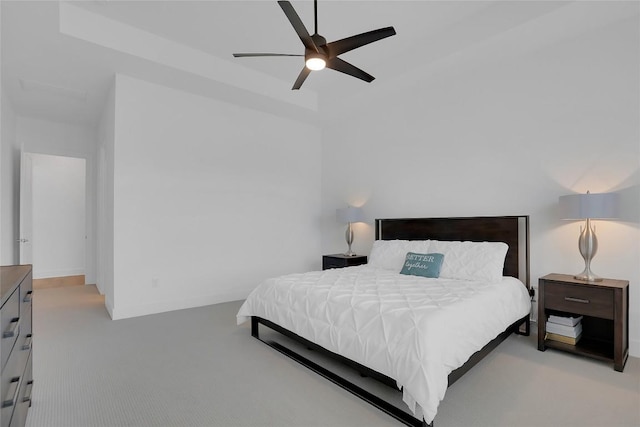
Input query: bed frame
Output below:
<box><xmin>251</xmin><ymin>216</ymin><xmax>531</xmax><ymax>427</ymax></box>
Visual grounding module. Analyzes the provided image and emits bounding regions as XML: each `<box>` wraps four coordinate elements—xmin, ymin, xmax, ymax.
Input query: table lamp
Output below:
<box><xmin>559</xmin><ymin>191</ymin><xmax>619</xmax><ymax>282</ymax></box>
<box><xmin>336</xmin><ymin>206</ymin><xmax>365</xmax><ymax>256</ymax></box>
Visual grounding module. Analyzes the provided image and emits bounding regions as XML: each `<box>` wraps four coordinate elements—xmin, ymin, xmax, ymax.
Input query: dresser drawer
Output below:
<box><xmin>0</xmin><ymin>346</ymin><xmax>22</xmax><ymax>427</ymax></box>
<box><xmin>0</xmin><ymin>291</ymin><xmax>20</xmax><ymax>372</ymax></box>
<box><xmin>9</xmin><ymin>351</ymin><xmax>31</xmax><ymax>427</ymax></box>
<box><xmin>18</xmin><ymin>304</ymin><xmax>30</xmax><ymax>342</ymax></box>
<box><xmin>544</xmin><ymin>281</ymin><xmax>613</xmax><ymax>319</ymax></box>
<box><xmin>19</xmin><ymin>273</ymin><xmax>32</xmax><ymax>335</ymax></box>
<box><xmin>16</xmin><ymin>331</ymin><xmax>31</xmax><ymax>381</ymax></box>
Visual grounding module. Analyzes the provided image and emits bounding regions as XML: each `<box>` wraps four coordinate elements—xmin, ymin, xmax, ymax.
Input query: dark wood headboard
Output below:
<box><xmin>375</xmin><ymin>216</ymin><xmax>530</xmax><ymax>287</ymax></box>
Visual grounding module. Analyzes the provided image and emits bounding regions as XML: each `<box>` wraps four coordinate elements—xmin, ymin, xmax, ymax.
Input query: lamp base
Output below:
<box><xmin>575</xmin><ymin>218</ymin><xmax>603</xmax><ymax>282</ymax></box>
<box><xmin>343</xmin><ymin>223</ymin><xmax>358</xmax><ymax>257</ymax></box>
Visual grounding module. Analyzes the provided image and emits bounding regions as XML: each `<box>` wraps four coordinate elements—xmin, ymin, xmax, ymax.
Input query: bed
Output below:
<box><xmin>237</xmin><ymin>216</ymin><xmax>531</xmax><ymax>426</ymax></box>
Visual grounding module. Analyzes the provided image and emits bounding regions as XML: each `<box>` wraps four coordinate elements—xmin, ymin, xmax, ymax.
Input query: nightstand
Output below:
<box><xmin>538</xmin><ymin>273</ymin><xmax>629</xmax><ymax>372</ymax></box>
<box><xmin>322</xmin><ymin>254</ymin><xmax>367</xmax><ymax>270</ymax></box>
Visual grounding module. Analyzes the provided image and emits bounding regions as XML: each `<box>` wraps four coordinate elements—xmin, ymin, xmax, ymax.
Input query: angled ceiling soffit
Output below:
<box><xmin>58</xmin><ymin>2</ymin><xmax>318</xmax><ymax>112</ymax></box>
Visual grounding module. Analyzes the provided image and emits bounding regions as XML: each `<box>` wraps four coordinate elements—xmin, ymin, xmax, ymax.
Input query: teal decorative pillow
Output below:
<box><xmin>400</xmin><ymin>252</ymin><xmax>445</xmax><ymax>278</ymax></box>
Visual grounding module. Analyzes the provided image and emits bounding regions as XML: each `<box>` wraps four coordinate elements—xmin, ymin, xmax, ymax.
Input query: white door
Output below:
<box><xmin>28</xmin><ymin>154</ymin><xmax>86</xmax><ymax>280</ymax></box>
<box><xmin>19</xmin><ymin>152</ymin><xmax>33</xmax><ymax>264</ymax></box>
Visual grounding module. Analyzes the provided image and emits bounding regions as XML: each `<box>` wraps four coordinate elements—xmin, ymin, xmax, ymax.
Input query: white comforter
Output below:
<box><xmin>237</xmin><ymin>265</ymin><xmax>530</xmax><ymax>423</ymax></box>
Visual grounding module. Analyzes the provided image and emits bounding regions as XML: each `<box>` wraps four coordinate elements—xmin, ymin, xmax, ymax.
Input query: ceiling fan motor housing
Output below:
<box><xmin>311</xmin><ymin>34</ymin><xmax>327</xmax><ymax>49</ymax></box>
<box><xmin>307</xmin><ymin>34</ymin><xmax>328</xmax><ymax>60</ymax></box>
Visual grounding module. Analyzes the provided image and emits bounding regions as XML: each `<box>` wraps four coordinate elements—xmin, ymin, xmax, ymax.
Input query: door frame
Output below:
<box><xmin>20</xmin><ymin>152</ymin><xmax>88</xmax><ymax>282</ymax></box>
<box><xmin>19</xmin><ymin>151</ymin><xmax>33</xmax><ymax>264</ymax></box>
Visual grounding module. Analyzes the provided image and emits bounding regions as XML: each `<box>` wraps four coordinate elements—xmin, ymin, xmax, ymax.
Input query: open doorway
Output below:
<box><xmin>24</xmin><ymin>153</ymin><xmax>86</xmax><ymax>289</ymax></box>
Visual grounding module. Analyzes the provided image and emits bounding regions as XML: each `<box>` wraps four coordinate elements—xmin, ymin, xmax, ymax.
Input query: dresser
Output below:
<box><xmin>0</xmin><ymin>265</ymin><xmax>33</xmax><ymax>427</ymax></box>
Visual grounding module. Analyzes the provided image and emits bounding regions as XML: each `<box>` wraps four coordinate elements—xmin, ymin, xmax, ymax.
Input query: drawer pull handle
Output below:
<box><xmin>2</xmin><ymin>377</ymin><xmax>20</xmax><ymax>408</ymax></box>
<box><xmin>3</xmin><ymin>318</ymin><xmax>20</xmax><ymax>338</ymax></box>
<box><xmin>22</xmin><ymin>334</ymin><xmax>32</xmax><ymax>351</ymax></box>
<box><xmin>23</xmin><ymin>291</ymin><xmax>33</xmax><ymax>304</ymax></box>
<box><xmin>565</xmin><ymin>296</ymin><xmax>590</xmax><ymax>304</ymax></box>
<box><xmin>23</xmin><ymin>380</ymin><xmax>33</xmax><ymax>404</ymax></box>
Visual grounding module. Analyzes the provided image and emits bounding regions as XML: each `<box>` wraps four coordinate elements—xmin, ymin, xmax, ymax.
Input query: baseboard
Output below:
<box><xmin>110</xmin><ymin>289</ymin><xmax>248</xmax><ymax>320</ymax></box>
<box><xmin>630</xmin><ymin>338</ymin><xmax>640</xmax><ymax>358</ymax></box>
<box><xmin>34</xmin><ymin>268</ymin><xmax>85</xmax><ymax>280</ymax></box>
<box><xmin>105</xmin><ymin>296</ymin><xmax>115</xmax><ymax>319</ymax></box>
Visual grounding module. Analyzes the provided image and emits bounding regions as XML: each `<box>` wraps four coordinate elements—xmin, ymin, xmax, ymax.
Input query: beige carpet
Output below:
<box><xmin>26</xmin><ymin>285</ymin><xmax>640</xmax><ymax>427</ymax></box>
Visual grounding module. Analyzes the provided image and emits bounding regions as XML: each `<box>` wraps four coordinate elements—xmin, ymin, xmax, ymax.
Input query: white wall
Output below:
<box><xmin>16</xmin><ymin>116</ymin><xmax>97</xmax><ymax>284</ymax></box>
<box><xmin>30</xmin><ymin>153</ymin><xmax>86</xmax><ymax>279</ymax></box>
<box><xmin>321</xmin><ymin>17</ymin><xmax>640</xmax><ymax>355</ymax></box>
<box><xmin>0</xmin><ymin>87</ymin><xmax>19</xmax><ymax>266</ymax></box>
<box><xmin>109</xmin><ymin>74</ymin><xmax>321</xmax><ymax>319</ymax></box>
<box><xmin>96</xmin><ymin>79</ymin><xmax>116</xmax><ymax>305</ymax></box>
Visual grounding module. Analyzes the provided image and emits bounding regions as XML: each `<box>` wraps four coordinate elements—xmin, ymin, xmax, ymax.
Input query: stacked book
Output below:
<box><xmin>546</xmin><ymin>314</ymin><xmax>582</xmax><ymax>345</ymax></box>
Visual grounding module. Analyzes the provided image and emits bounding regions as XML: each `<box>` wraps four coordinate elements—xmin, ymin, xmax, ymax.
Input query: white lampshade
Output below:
<box><xmin>559</xmin><ymin>192</ymin><xmax>619</xmax><ymax>220</ymax></box>
<box><xmin>336</xmin><ymin>206</ymin><xmax>365</xmax><ymax>224</ymax></box>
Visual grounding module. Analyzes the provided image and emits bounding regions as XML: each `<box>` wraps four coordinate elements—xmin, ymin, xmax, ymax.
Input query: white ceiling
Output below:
<box><xmin>2</xmin><ymin>1</ymin><xmax>638</xmax><ymax>127</ymax></box>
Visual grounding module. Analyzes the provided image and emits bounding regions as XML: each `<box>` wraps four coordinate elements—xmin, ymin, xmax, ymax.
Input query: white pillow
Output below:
<box><xmin>368</xmin><ymin>240</ymin><xmax>432</xmax><ymax>271</ymax></box>
<box><xmin>428</xmin><ymin>240</ymin><xmax>508</xmax><ymax>282</ymax></box>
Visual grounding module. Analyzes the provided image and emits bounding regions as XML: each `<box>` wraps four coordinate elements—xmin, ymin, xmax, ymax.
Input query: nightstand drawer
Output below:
<box><xmin>322</xmin><ymin>254</ymin><xmax>367</xmax><ymax>270</ymax></box>
<box><xmin>545</xmin><ymin>282</ymin><xmax>613</xmax><ymax>319</ymax></box>
<box><xmin>323</xmin><ymin>260</ymin><xmax>345</xmax><ymax>269</ymax></box>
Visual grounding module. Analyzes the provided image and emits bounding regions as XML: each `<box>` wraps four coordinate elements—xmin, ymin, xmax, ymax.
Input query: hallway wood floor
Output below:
<box><xmin>33</xmin><ymin>275</ymin><xmax>85</xmax><ymax>290</ymax></box>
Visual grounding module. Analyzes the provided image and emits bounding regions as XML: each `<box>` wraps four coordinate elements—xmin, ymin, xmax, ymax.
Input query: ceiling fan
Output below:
<box><xmin>233</xmin><ymin>0</ymin><xmax>396</xmax><ymax>90</ymax></box>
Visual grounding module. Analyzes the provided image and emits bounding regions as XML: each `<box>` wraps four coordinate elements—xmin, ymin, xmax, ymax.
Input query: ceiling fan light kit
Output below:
<box><xmin>233</xmin><ymin>0</ymin><xmax>396</xmax><ymax>90</ymax></box>
<box><xmin>305</xmin><ymin>53</ymin><xmax>326</xmax><ymax>71</ymax></box>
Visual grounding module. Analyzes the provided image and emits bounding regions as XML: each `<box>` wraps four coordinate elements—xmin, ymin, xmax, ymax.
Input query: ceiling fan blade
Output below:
<box><xmin>278</xmin><ymin>1</ymin><xmax>318</xmax><ymax>53</ymax></box>
<box><xmin>292</xmin><ymin>67</ymin><xmax>311</xmax><ymax>90</ymax></box>
<box><xmin>233</xmin><ymin>53</ymin><xmax>303</xmax><ymax>57</ymax></box>
<box><xmin>326</xmin><ymin>27</ymin><xmax>396</xmax><ymax>58</ymax></box>
<box><xmin>326</xmin><ymin>58</ymin><xmax>375</xmax><ymax>83</ymax></box>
